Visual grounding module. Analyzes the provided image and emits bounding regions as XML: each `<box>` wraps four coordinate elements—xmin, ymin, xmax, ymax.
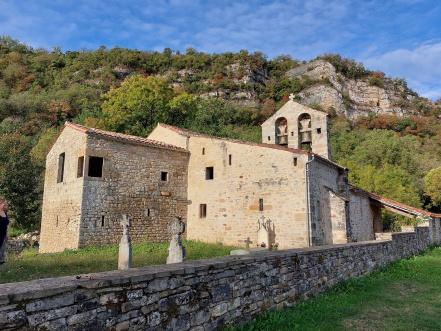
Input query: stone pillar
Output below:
<box><xmin>429</xmin><ymin>217</ymin><xmax>441</xmax><ymax>246</ymax></box>
<box><xmin>118</xmin><ymin>215</ymin><xmax>132</xmax><ymax>270</ymax></box>
<box><xmin>167</xmin><ymin>217</ymin><xmax>186</xmax><ymax>264</ymax></box>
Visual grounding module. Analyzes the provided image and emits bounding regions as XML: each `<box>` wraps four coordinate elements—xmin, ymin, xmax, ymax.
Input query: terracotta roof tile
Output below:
<box><xmin>46</xmin><ymin>122</ymin><xmax>187</xmax><ymax>155</ymax></box>
<box><xmin>349</xmin><ymin>185</ymin><xmax>441</xmax><ymax>218</ymax></box>
<box><xmin>156</xmin><ymin>123</ymin><xmax>346</xmax><ymax>170</ymax></box>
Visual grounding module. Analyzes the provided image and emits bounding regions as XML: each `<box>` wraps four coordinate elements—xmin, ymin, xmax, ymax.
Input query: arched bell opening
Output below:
<box><xmin>298</xmin><ymin>113</ymin><xmax>312</xmax><ymax>151</ymax></box>
<box><xmin>275</xmin><ymin>117</ymin><xmax>288</xmax><ymax>145</ymax></box>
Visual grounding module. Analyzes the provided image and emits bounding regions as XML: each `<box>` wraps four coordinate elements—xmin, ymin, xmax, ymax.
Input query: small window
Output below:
<box><xmin>200</xmin><ymin>204</ymin><xmax>207</xmax><ymax>218</ymax></box>
<box><xmin>293</xmin><ymin>157</ymin><xmax>298</xmax><ymax>166</ymax></box>
<box><xmin>88</xmin><ymin>157</ymin><xmax>103</xmax><ymax>177</ymax></box>
<box><xmin>291</xmin><ymin>132</ymin><xmax>294</xmax><ymax>136</ymax></box>
<box><xmin>101</xmin><ymin>215</ymin><xmax>105</xmax><ymax>227</ymax></box>
<box><xmin>206</xmin><ymin>167</ymin><xmax>214</xmax><ymax>180</ymax></box>
<box><xmin>202</xmin><ymin>148</ymin><xmax>205</xmax><ymax>155</ymax></box>
<box><xmin>77</xmin><ymin>156</ymin><xmax>84</xmax><ymax>178</ymax></box>
<box><xmin>146</xmin><ymin>209</ymin><xmax>151</xmax><ymax>217</ymax></box>
<box><xmin>229</xmin><ymin>154</ymin><xmax>232</xmax><ymax>166</ymax></box>
<box><xmin>259</xmin><ymin>199</ymin><xmax>264</xmax><ymax>211</ymax></box>
<box><xmin>57</xmin><ymin>153</ymin><xmax>65</xmax><ymax>183</ymax></box>
<box><xmin>317</xmin><ymin>128</ymin><xmax>322</xmax><ymax>134</ymax></box>
<box><xmin>267</xmin><ymin>136</ymin><xmax>271</xmax><ymax>141</ymax></box>
<box><xmin>161</xmin><ymin>171</ymin><xmax>168</xmax><ymax>181</ymax></box>
<box><xmin>56</xmin><ymin>216</ymin><xmax>59</xmax><ymax>227</ymax></box>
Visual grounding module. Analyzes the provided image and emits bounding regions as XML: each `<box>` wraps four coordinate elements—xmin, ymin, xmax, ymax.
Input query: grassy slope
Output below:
<box><xmin>234</xmin><ymin>247</ymin><xmax>441</xmax><ymax>331</ymax></box>
<box><xmin>0</xmin><ymin>240</ymin><xmax>240</xmax><ymax>284</ymax></box>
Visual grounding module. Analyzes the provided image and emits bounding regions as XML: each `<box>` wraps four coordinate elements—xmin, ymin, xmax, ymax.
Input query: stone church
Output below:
<box><xmin>39</xmin><ymin>99</ymin><xmax>441</xmax><ymax>253</ymax></box>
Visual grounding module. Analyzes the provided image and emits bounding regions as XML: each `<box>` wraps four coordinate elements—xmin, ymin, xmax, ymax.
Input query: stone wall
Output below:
<box><xmin>78</xmin><ymin>136</ymin><xmax>189</xmax><ymax>248</ymax></box>
<box><xmin>348</xmin><ymin>190</ymin><xmax>377</xmax><ymax>241</ymax></box>
<box><xmin>40</xmin><ymin>127</ymin><xmax>88</xmax><ymax>253</ymax></box>
<box><xmin>0</xmin><ymin>227</ymin><xmax>431</xmax><ymax>330</ymax></box>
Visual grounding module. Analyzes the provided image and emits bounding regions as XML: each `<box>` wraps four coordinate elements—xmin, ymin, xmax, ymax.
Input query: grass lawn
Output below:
<box><xmin>234</xmin><ymin>247</ymin><xmax>441</xmax><ymax>331</ymax></box>
<box><xmin>0</xmin><ymin>240</ymin><xmax>240</xmax><ymax>284</ymax></box>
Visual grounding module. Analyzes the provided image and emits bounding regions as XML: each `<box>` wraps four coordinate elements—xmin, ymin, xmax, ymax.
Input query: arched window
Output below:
<box><xmin>275</xmin><ymin>117</ymin><xmax>288</xmax><ymax>145</ymax></box>
<box><xmin>298</xmin><ymin>113</ymin><xmax>312</xmax><ymax>150</ymax></box>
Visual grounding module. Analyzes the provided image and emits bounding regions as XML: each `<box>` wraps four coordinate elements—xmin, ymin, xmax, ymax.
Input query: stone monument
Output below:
<box><xmin>118</xmin><ymin>214</ymin><xmax>132</xmax><ymax>270</ymax></box>
<box><xmin>166</xmin><ymin>217</ymin><xmax>186</xmax><ymax>264</ymax></box>
<box><xmin>257</xmin><ymin>215</ymin><xmax>270</xmax><ymax>248</ymax></box>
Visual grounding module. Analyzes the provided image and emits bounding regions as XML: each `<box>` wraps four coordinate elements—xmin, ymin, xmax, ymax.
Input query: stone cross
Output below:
<box><xmin>289</xmin><ymin>93</ymin><xmax>295</xmax><ymax>102</ymax></box>
<box><xmin>166</xmin><ymin>217</ymin><xmax>186</xmax><ymax>264</ymax></box>
<box><xmin>118</xmin><ymin>214</ymin><xmax>132</xmax><ymax>270</ymax></box>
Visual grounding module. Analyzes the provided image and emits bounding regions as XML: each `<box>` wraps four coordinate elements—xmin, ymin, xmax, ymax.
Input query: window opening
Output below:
<box><xmin>276</xmin><ymin>117</ymin><xmax>288</xmax><ymax>145</ymax></box>
<box><xmin>57</xmin><ymin>153</ymin><xmax>65</xmax><ymax>183</ymax></box>
<box><xmin>259</xmin><ymin>199</ymin><xmax>264</xmax><ymax>211</ymax></box>
<box><xmin>229</xmin><ymin>154</ymin><xmax>232</xmax><ymax>166</ymax></box>
<box><xmin>101</xmin><ymin>215</ymin><xmax>105</xmax><ymax>227</ymax></box>
<box><xmin>161</xmin><ymin>171</ymin><xmax>168</xmax><ymax>181</ymax></box>
<box><xmin>77</xmin><ymin>156</ymin><xmax>84</xmax><ymax>178</ymax></box>
<box><xmin>202</xmin><ymin>148</ymin><xmax>205</xmax><ymax>155</ymax></box>
<box><xmin>88</xmin><ymin>157</ymin><xmax>103</xmax><ymax>177</ymax></box>
<box><xmin>299</xmin><ymin>113</ymin><xmax>312</xmax><ymax>151</ymax></box>
<box><xmin>56</xmin><ymin>216</ymin><xmax>59</xmax><ymax>227</ymax></box>
<box><xmin>205</xmin><ymin>167</ymin><xmax>214</xmax><ymax>180</ymax></box>
<box><xmin>316</xmin><ymin>128</ymin><xmax>322</xmax><ymax>134</ymax></box>
<box><xmin>293</xmin><ymin>157</ymin><xmax>298</xmax><ymax>166</ymax></box>
<box><xmin>267</xmin><ymin>136</ymin><xmax>271</xmax><ymax>141</ymax></box>
<box><xmin>200</xmin><ymin>204</ymin><xmax>207</xmax><ymax>218</ymax></box>
<box><xmin>147</xmin><ymin>209</ymin><xmax>151</xmax><ymax>217</ymax></box>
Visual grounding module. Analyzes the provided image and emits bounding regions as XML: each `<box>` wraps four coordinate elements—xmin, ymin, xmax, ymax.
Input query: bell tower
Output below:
<box><xmin>261</xmin><ymin>96</ymin><xmax>331</xmax><ymax>159</ymax></box>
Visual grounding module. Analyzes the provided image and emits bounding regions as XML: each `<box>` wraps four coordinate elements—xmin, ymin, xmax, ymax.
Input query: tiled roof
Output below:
<box><xmin>349</xmin><ymin>185</ymin><xmax>441</xmax><ymax>218</ymax></box>
<box><xmin>46</xmin><ymin>122</ymin><xmax>187</xmax><ymax>155</ymax></box>
<box><xmin>156</xmin><ymin>123</ymin><xmax>346</xmax><ymax>170</ymax></box>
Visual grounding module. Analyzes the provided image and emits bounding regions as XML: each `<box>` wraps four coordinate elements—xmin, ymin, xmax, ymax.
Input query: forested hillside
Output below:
<box><xmin>1</xmin><ymin>35</ymin><xmax>441</xmax><ymax>231</ymax></box>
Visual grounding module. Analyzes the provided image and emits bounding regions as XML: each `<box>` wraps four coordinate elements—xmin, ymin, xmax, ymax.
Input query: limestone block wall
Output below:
<box><xmin>78</xmin><ymin>137</ymin><xmax>189</xmax><ymax>248</ymax></box>
<box><xmin>0</xmin><ymin>227</ymin><xmax>432</xmax><ymax>331</ymax></box>
<box><xmin>261</xmin><ymin>101</ymin><xmax>331</xmax><ymax>159</ymax></box>
<box><xmin>308</xmin><ymin>159</ymin><xmax>348</xmax><ymax>245</ymax></box>
<box><xmin>148</xmin><ymin>124</ymin><xmax>188</xmax><ymax>149</ymax></box>
<box><xmin>40</xmin><ymin>127</ymin><xmax>87</xmax><ymax>253</ymax></box>
<box><xmin>186</xmin><ymin>136</ymin><xmax>310</xmax><ymax>249</ymax></box>
<box><xmin>348</xmin><ymin>191</ymin><xmax>376</xmax><ymax>241</ymax></box>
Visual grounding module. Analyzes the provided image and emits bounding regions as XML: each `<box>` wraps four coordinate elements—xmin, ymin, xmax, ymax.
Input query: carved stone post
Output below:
<box><xmin>167</xmin><ymin>217</ymin><xmax>186</xmax><ymax>264</ymax></box>
<box><xmin>118</xmin><ymin>214</ymin><xmax>132</xmax><ymax>270</ymax></box>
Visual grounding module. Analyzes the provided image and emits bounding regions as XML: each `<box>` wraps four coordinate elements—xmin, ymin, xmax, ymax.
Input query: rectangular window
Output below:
<box><xmin>88</xmin><ymin>157</ymin><xmax>103</xmax><ymax>177</ymax></box>
<box><xmin>229</xmin><ymin>154</ymin><xmax>232</xmax><ymax>166</ymax></box>
<box><xmin>267</xmin><ymin>136</ymin><xmax>271</xmax><ymax>141</ymax></box>
<box><xmin>200</xmin><ymin>204</ymin><xmax>207</xmax><ymax>218</ymax></box>
<box><xmin>205</xmin><ymin>167</ymin><xmax>214</xmax><ymax>180</ymax></box>
<box><xmin>259</xmin><ymin>199</ymin><xmax>264</xmax><ymax>211</ymax></box>
<box><xmin>317</xmin><ymin>128</ymin><xmax>322</xmax><ymax>134</ymax></box>
<box><xmin>101</xmin><ymin>215</ymin><xmax>105</xmax><ymax>227</ymax></box>
<box><xmin>202</xmin><ymin>148</ymin><xmax>205</xmax><ymax>155</ymax></box>
<box><xmin>293</xmin><ymin>157</ymin><xmax>298</xmax><ymax>166</ymax></box>
<box><xmin>57</xmin><ymin>153</ymin><xmax>65</xmax><ymax>183</ymax></box>
<box><xmin>161</xmin><ymin>171</ymin><xmax>168</xmax><ymax>181</ymax></box>
<box><xmin>77</xmin><ymin>156</ymin><xmax>84</xmax><ymax>178</ymax></box>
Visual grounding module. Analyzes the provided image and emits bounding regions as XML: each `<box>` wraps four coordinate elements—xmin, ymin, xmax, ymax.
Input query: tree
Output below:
<box><xmin>0</xmin><ymin>133</ymin><xmax>41</xmax><ymax>230</ymax></box>
<box><xmin>101</xmin><ymin>75</ymin><xmax>174</xmax><ymax>136</ymax></box>
<box><xmin>424</xmin><ymin>167</ymin><xmax>441</xmax><ymax>206</ymax></box>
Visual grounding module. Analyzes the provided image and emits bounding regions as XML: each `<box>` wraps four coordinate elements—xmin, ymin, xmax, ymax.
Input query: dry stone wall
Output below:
<box><xmin>0</xmin><ymin>227</ymin><xmax>431</xmax><ymax>330</ymax></box>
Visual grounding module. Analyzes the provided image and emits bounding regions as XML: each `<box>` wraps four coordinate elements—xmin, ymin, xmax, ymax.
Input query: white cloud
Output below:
<box><xmin>362</xmin><ymin>41</ymin><xmax>441</xmax><ymax>100</ymax></box>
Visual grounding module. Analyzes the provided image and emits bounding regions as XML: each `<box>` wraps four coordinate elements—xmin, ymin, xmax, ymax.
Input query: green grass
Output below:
<box><xmin>233</xmin><ymin>247</ymin><xmax>441</xmax><ymax>331</ymax></box>
<box><xmin>0</xmin><ymin>240</ymin><xmax>240</xmax><ymax>284</ymax></box>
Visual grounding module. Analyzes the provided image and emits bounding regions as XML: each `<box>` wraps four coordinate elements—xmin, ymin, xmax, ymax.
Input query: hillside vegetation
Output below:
<box><xmin>1</xmin><ymin>35</ymin><xmax>441</xmax><ymax>231</ymax></box>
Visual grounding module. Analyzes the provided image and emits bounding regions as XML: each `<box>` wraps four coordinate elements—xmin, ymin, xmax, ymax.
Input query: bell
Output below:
<box><xmin>300</xmin><ymin>131</ymin><xmax>312</xmax><ymax>144</ymax></box>
<box><xmin>278</xmin><ymin>135</ymin><xmax>288</xmax><ymax>145</ymax></box>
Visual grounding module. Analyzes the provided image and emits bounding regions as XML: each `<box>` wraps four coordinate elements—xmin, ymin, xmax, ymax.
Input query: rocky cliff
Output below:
<box><xmin>286</xmin><ymin>60</ymin><xmax>435</xmax><ymax>119</ymax></box>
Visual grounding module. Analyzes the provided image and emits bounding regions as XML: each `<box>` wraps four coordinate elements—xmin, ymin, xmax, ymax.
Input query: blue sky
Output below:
<box><xmin>1</xmin><ymin>0</ymin><xmax>441</xmax><ymax>100</ymax></box>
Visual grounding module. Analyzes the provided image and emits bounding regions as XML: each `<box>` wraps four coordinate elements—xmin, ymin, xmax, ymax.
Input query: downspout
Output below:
<box><xmin>305</xmin><ymin>153</ymin><xmax>315</xmax><ymax>247</ymax></box>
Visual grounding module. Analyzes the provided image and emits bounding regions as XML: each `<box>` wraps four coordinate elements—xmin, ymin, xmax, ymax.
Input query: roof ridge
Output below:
<box><xmin>46</xmin><ymin>122</ymin><xmax>187</xmax><ymax>155</ymax></box>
